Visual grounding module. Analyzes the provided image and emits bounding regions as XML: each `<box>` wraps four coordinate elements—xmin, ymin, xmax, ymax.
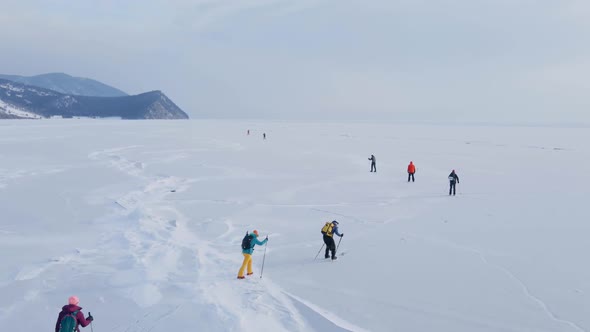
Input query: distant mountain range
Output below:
<box><xmin>0</xmin><ymin>79</ymin><xmax>189</xmax><ymax>119</ymax></box>
<box><xmin>0</xmin><ymin>73</ymin><xmax>189</xmax><ymax>119</ymax></box>
<box><xmin>0</xmin><ymin>73</ymin><xmax>128</xmax><ymax>97</ymax></box>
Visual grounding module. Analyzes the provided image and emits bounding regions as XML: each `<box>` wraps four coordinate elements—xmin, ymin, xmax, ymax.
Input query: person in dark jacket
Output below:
<box><xmin>448</xmin><ymin>170</ymin><xmax>460</xmax><ymax>196</ymax></box>
<box><xmin>321</xmin><ymin>220</ymin><xmax>343</xmax><ymax>260</ymax></box>
<box><xmin>368</xmin><ymin>155</ymin><xmax>376</xmax><ymax>172</ymax></box>
<box><xmin>55</xmin><ymin>296</ymin><xmax>93</xmax><ymax>332</ymax></box>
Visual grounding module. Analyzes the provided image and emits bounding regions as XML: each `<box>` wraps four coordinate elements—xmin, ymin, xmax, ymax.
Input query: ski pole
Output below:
<box><xmin>314</xmin><ymin>244</ymin><xmax>325</xmax><ymax>260</ymax></box>
<box><xmin>336</xmin><ymin>236</ymin><xmax>343</xmax><ymax>253</ymax></box>
<box><xmin>89</xmin><ymin>312</ymin><xmax>94</xmax><ymax>332</ymax></box>
<box><xmin>260</xmin><ymin>237</ymin><xmax>268</xmax><ymax>278</ymax></box>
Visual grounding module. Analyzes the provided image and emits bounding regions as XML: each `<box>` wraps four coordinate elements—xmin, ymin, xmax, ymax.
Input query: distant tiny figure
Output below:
<box><xmin>368</xmin><ymin>154</ymin><xmax>376</xmax><ymax>172</ymax></box>
<box><xmin>55</xmin><ymin>296</ymin><xmax>93</xmax><ymax>332</ymax></box>
<box><xmin>321</xmin><ymin>220</ymin><xmax>343</xmax><ymax>260</ymax></box>
<box><xmin>263</xmin><ymin>133</ymin><xmax>266</xmax><ymax>140</ymax></box>
<box><xmin>448</xmin><ymin>170</ymin><xmax>460</xmax><ymax>196</ymax></box>
<box><xmin>247</xmin><ymin>129</ymin><xmax>250</xmax><ymax>135</ymax></box>
<box><xmin>407</xmin><ymin>161</ymin><xmax>416</xmax><ymax>182</ymax></box>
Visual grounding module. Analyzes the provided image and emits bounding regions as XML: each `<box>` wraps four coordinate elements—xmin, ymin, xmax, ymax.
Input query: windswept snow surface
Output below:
<box><xmin>0</xmin><ymin>120</ymin><xmax>589</xmax><ymax>332</ymax></box>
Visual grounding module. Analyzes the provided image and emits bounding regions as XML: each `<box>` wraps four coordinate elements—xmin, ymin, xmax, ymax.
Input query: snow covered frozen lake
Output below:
<box><xmin>0</xmin><ymin>119</ymin><xmax>588</xmax><ymax>332</ymax></box>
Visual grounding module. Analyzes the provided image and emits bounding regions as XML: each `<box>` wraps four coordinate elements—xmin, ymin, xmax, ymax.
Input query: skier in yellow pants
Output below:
<box><xmin>238</xmin><ymin>230</ymin><xmax>268</xmax><ymax>279</ymax></box>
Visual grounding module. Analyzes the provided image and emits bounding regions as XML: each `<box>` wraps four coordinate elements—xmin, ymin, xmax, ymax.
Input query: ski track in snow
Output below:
<box><xmin>89</xmin><ymin>147</ymin><xmax>217</xmax><ymax>330</ymax></box>
<box><xmin>110</xmin><ymin>305</ymin><xmax>183</xmax><ymax>332</ymax></box>
<box><xmin>14</xmin><ymin>253</ymin><xmax>80</xmax><ymax>281</ymax></box>
<box><xmin>310</xmin><ymin>208</ymin><xmax>369</xmax><ymax>224</ymax></box>
<box><xmin>410</xmin><ymin>234</ymin><xmax>586</xmax><ymax>332</ymax></box>
<box><xmin>0</xmin><ymin>167</ymin><xmax>67</xmax><ymax>189</ymax></box>
<box><xmin>86</xmin><ymin>145</ymin><xmax>357</xmax><ymax>331</ymax></box>
<box><xmin>90</xmin><ymin>147</ymin><xmax>198</xmax><ymax>306</ymax></box>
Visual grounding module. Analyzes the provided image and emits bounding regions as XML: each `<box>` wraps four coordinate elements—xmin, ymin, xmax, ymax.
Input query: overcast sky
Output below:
<box><xmin>1</xmin><ymin>0</ymin><xmax>589</xmax><ymax>124</ymax></box>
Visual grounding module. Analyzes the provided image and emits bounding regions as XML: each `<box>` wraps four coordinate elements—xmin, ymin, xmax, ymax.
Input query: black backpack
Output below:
<box><xmin>241</xmin><ymin>232</ymin><xmax>253</xmax><ymax>250</ymax></box>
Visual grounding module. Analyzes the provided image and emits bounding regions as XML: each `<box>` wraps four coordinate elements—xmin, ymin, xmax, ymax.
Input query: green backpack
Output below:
<box><xmin>58</xmin><ymin>310</ymin><xmax>78</xmax><ymax>332</ymax></box>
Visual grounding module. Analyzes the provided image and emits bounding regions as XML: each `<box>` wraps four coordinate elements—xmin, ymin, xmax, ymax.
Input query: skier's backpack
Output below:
<box><xmin>321</xmin><ymin>222</ymin><xmax>333</xmax><ymax>235</ymax></box>
<box><xmin>58</xmin><ymin>310</ymin><xmax>78</xmax><ymax>332</ymax></box>
<box><xmin>241</xmin><ymin>232</ymin><xmax>253</xmax><ymax>250</ymax></box>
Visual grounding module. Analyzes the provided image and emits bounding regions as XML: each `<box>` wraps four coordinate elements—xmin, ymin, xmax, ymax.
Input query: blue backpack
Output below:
<box><xmin>58</xmin><ymin>310</ymin><xmax>78</xmax><ymax>332</ymax></box>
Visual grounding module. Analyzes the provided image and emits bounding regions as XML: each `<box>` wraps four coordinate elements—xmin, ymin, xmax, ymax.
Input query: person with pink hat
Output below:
<box><xmin>55</xmin><ymin>296</ymin><xmax>93</xmax><ymax>332</ymax></box>
<box><xmin>237</xmin><ymin>229</ymin><xmax>268</xmax><ymax>279</ymax></box>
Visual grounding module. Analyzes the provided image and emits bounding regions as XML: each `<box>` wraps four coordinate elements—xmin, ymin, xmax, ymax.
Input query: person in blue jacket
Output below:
<box><xmin>238</xmin><ymin>230</ymin><xmax>268</xmax><ymax>279</ymax></box>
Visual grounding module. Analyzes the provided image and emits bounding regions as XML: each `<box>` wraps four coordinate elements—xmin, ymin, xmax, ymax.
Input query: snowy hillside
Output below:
<box><xmin>0</xmin><ymin>79</ymin><xmax>189</xmax><ymax>119</ymax></box>
<box><xmin>0</xmin><ymin>98</ymin><xmax>43</xmax><ymax>119</ymax></box>
<box><xmin>0</xmin><ymin>120</ymin><xmax>588</xmax><ymax>331</ymax></box>
<box><xmin>0</xmin><ymin>73</ymin><xmax>128</xmax><ymax>97</ymax></box>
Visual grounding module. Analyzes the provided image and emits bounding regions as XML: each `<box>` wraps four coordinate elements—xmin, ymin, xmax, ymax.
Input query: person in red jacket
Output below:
<box><xmin>407</xmin><ymin>161</ymin><xmax>416</xmax><ymax>182</ymax></box>
<box><xmin>55</xmin><ymin>296</ymin><xmax>93</xmax><ymax>332</ymax></box>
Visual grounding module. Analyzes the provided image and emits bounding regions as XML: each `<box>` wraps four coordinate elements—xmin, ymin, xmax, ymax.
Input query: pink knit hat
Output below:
<box><xmin>68</xmin><ymin>296</ymin><xmax>79</xmax><ymax>305</ymax></box>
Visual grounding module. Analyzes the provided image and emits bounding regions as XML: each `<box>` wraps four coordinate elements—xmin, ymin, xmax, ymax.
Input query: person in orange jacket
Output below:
<box><xmin>407</xmin><ymin>161</ymin><xmax>416</xmax><ymax>182</ymax></box>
